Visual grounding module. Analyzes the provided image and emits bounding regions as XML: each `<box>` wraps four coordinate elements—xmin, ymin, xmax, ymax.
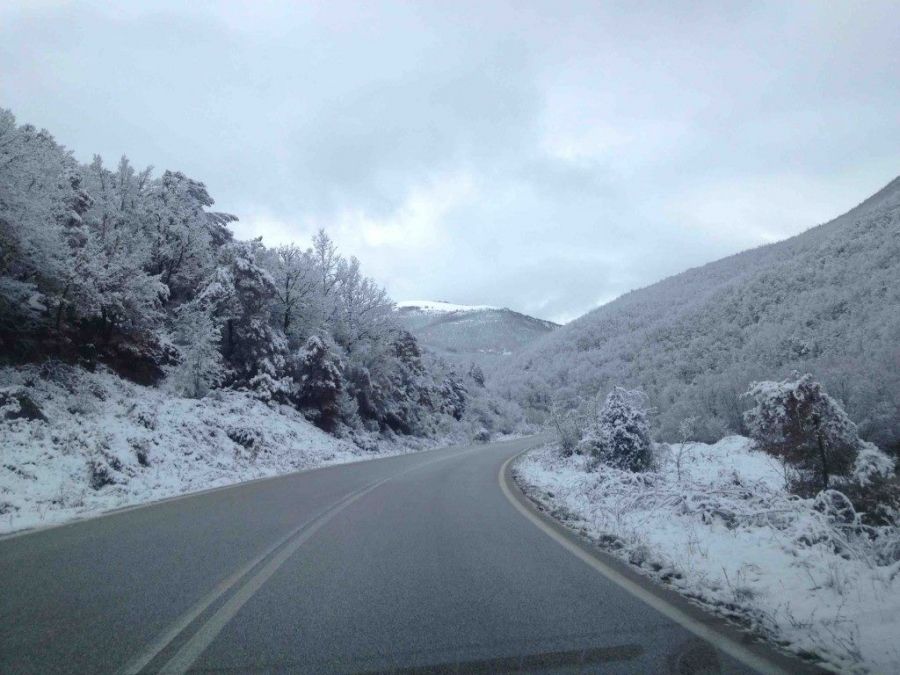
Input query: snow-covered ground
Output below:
<box><xmin>515</xmin><ymin>437</ymin><xmax>900</xmax><ymax>673</ymax></box>
<box><xmin>0</xmin><ymin>364</ymin><xmax>425</xmax><ymax>535</ymax></box>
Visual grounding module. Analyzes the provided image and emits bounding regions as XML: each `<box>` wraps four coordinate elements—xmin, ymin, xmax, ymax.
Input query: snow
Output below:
<box><xmin>515</xmin><ymin>437</ymin><xmax>900</xmax><ymax>673</ymax></box>
<box><xmin>396</xmin><ymin>300</ymin><xmax>498</xmax><ymax>312</ymax></box>
<box><xmin>0</xmin><ymin>364</ymin><xmax>420</xmax><ymax>535</ymax></box>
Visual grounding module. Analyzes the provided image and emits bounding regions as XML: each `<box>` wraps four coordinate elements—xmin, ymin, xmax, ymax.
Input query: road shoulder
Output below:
<box><xmin>500</xmin><ymin>448</ymin><xmax>826</xmax><ymax>675</ymax></box>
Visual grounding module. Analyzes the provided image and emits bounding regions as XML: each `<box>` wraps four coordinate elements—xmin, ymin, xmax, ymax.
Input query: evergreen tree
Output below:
<box><xmin>579</xmin><ymin>387</ymin><xmax>653</xmax><ymax>471</ymax></box>
<box><xmin>212</xmin><ymin>240</ymin><xmax>289</xmax><ymax>401</ymax></box>
<box><xmin>170</xmin><ymin>299</ymin><xmax>224</xmax><ymax>398</ymax></box>
<box><xmin>291</xmin><ymin>335</ymin><xmax>344</xmax><ymax>432</ymax></box>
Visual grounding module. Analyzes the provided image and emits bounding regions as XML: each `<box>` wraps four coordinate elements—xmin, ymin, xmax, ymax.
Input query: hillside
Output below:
<box><xmin>0</xmin><ymin>363</ymin><xmax>370</xmax><ymax>533</ymax></box>
<box><xmin>496</xmin><ymin>176</ymin><xmax>900</xmax><ymax>449</ymax></box>
<box><xmin>395</xmin><ymin>300</ymin><xmax>559</xmax><ymax>370</ymax></box>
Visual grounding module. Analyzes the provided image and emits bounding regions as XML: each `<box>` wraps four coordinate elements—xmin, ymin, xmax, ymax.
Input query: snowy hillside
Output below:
<box><xmin>497</xmin><ymin>176</ymin><xmax>900</xmax><ymax>449</ymax></box>
<box><xmin>395</xmin><ymin>300</ymin><xmax>559</xmax><ymax>370</ymax></box>
<box><xmin>516</xmin><ymin>438</ymin><xmax>900</xmax><ymax>673</ymax></box>
<box><xmin>0</xmin><ymin>363</ymin><xmax>421</xmax><ymax>535</ymax></box>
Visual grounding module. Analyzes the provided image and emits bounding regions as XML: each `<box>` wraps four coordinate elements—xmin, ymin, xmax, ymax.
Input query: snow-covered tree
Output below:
<box><xmin>743</xmin><ymin>373</ymin><xmax>862</xmax><ymax>494</ymax></box>
<box><xmin>330</xmin><ymin>255</ymin><xmax>394</xmax><ymax>352</ymax></box>
<box><xmin>579</xmin><ymin>387</ymin><xmax>653</xmax><ymax>471</ymax></box>
<box><xmin>169</xmin><ymin>299</ymin><xmax>224</xmax><ymax>398</ymax></box>
<box><xmin>146</xmin><ymin>170</ymin><xmax>230</xmax><ymax>306</ymax></box>
<box><xmin>468</xmin><ymin>363</ymin><xmax>485</xmax><ymax>387</ymax></box>
<box><xmin>440</xmin><ymin>372</ymin><xmax>467</xmax><ymax>422</ymax></box>
<box><xmin>290</xmin><ymin>334</ymin><xmax>344</xmax><ymax>432</ymax></box>
<box><xmin>264</xmin><ymin>244</ymin><xmax>318</xmax><ymax>342</ymax></box>
<box><xmin>0</xmin><ymin>107</ymin><xmax>508</xmax><ymax>442</ymax></box>
<box><xmin>0</xmin><ymin>110</ymin><xmax>83</xmax><ymax>333</ymax></box>
<box><xmin>208</xmin><ymin>241</ymin><xmax>289</xmax><ymax>401</ymax></box>
<box><xmin>79</xmin><ymin>155</ymin><xmax>166</xmax><ymax>336</ymax></box>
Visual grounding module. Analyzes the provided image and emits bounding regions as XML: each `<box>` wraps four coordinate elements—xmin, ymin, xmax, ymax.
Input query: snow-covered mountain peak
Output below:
<box><xmin>394</xmin><ymin>300</ymin><xmax>559</xmax><ymax>370</ymax></box>
<box><xmin>396</xmin><ymin>300</ymin><xmax>499</xmax><ymax>313</ymax></box>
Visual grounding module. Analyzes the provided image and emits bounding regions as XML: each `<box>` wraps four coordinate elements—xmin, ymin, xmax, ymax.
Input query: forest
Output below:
<box><xmin>495</xmin><ymin>176</ymin><xmax>900</xmax><ymax>454</ymax></box>
<box><xmin>0</xmin><ymin>109</ymin><xmax>518</xmax><ymax>445</ymax></box>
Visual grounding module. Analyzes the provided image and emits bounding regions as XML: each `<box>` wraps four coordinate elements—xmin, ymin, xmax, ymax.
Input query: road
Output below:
<box><xmin>0</xmin><ymin>435</ymin><xmax>812</xmax><ymax>674</ymax></box>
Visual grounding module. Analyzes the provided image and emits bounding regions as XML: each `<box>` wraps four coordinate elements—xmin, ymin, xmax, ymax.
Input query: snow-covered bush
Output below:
<box><xmin>548</xmin><ymin>399</ymin><xmax>587</xmax><ymax>457</ymax></box>
<box><xmin>473</xmin><ymin>427</ymin><xmax>491</xmax><ymax>443</ymax></box>
<box><xmin>578</xmin><ymin>387</ymin><xmax>652</xmax><ymax>471</ymax></box>
<box><xmin>468</xmin><ymin>364</ymin><xmax>485</xmax><ymax>387</ymax></box>
<box><xmin>852</xmin><ymin>442</ymin><xmax>895</xmax><ymax>487</ymax></box>
<box><xmin>517</xmin><ymin>436</ymin><xmax>900</xmax><ymax>672</ymax></box>
<box><xmin>744</xmin><ymin>374</ymin><xmax>899</xmax><ymax>523</ymax></box>
<box><xmin>744</xmin><ymin>374</ymin><xmax>862</xmax><ymax>495</ymax></box>
<box><xmin>843</xmin><ymin>442</ymin><xmax>899</xmax><ymax>526</ymax></box>
<box><xmin>0</xmin><ymin>386</ymin><xmax>46</xmax><ymax>421</ymax></box>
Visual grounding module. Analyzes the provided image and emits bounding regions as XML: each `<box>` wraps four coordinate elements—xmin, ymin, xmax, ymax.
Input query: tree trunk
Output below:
<box><xmin>224</xmin><ymin>319</ymin><xmax>234</xmax><ymax>358</ymax></box>
<box><xmin>817</xmin><ymin>432</ymin><xmax>830</xmax><ymax>492</ymax></box>
<box><xmin>55</xmin><ymin>283</ymin><xmax>70</xmax><ymax>332</ymax></box>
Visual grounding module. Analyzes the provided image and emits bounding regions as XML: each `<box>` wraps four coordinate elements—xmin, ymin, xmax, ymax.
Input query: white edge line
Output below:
<box><xmin>498</xmin><ymin>452</ymin><xmax>787</xmax><ymax>675</ymax></box>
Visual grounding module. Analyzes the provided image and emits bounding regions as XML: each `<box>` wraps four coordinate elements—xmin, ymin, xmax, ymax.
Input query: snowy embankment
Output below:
<box><xmin>0</xmin><ymin>364</ymin><xmax>417</xmax><ymax>535</ymax></box>
<box><xmin>515</xmin><ymin>438</ymin><xmax>900</xmax><ymax>673</ymax></box>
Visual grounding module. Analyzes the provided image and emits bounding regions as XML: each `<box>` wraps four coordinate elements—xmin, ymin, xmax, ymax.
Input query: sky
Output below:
<box><xmin>2</xmin><ymin>1</ymin><xmax>898</xmax><ymax>323</ymax></box>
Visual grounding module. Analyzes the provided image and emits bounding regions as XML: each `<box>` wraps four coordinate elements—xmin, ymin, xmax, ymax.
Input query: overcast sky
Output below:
<box><xmin>2</xmin><ymin>1</ymin><xmax>898</xmax><ymax>322</ymax></box>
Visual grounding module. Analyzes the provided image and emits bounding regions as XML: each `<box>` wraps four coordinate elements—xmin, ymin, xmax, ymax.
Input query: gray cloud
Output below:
<box><xmin>2</xmin><ymin>1</ymin><xmax>898</xmax><ymax>323</ymax></box>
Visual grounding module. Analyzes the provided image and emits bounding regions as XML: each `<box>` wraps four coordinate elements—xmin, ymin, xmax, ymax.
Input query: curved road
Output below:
<box><xmin>0</xmin><ymin>435</ymin><xmax>814</xmax><ymax>674</ymax></box>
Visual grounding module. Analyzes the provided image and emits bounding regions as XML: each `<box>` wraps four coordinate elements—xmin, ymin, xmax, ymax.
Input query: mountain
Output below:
<box><xmin>495</xmin><ymin>176</ymin><xmax>900</xmax><ymax>450</ymax></box>
<box><xmin>394</xmin><ymin>300</ymin><xmax>559</xmax><ymax>370</ymax></box>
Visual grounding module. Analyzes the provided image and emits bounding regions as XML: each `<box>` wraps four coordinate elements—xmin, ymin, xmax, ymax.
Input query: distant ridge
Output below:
<box><xmin>396</xmin><ymin>300</ymin><xmax>499</xmax><ymax>312</ymax></box>
<box><xmin>395</xmin><ymin>301</ymin><xmax>559</xmax><ymax>370</ymax></box>
<box><xmin>495</xmin><ymin>175</ymin><xmax>900</xmax><ymax>449</ymax></box>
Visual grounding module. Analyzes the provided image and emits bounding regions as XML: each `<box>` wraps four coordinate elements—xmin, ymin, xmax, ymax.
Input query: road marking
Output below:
<box><xmin>118</xmin><ymin>500</ymin><xmax>342</xmax><ymax>675</ymax></box>
<box><xmin>1</xmin><ymin>440</ymin><xmax>476</xmax><ymax>542</ymax></box>
<box><xmin>158</xmin><ymin>485</ymin><xmax>377</xmax><ymax>674</ymax></box>
<box><xmin>498</xmin><ymin>452</ymin><xmax>788</xmax><ymax>675</ymax></box>
<box><xmin>125</xmin><ymin>441</ymin><xmax>492</xmax><ymax>674</ymax></box>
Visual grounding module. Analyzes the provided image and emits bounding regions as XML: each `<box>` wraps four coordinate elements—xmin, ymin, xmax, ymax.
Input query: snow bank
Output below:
<box><xmin>0</xmin><ymin>364</ymin><xmax>412</xmax><ymax>535</ymax></box>
<box><xmin>516</xmin><ymin>437</ymin><xmax>900</xmax><ymax>673</ymax></box>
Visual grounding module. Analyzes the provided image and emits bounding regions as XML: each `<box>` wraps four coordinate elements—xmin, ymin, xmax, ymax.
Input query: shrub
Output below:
<box><xmin>88</xmin><ymin>459</ymin><xmax>115</xmax><ymax>490</ymax></box>
<box><xmin>473</xmin><ymin>428</ymin><xmax>491</xmax><ymax>443</ymax></box>
<box><xmin>0</xmin><ymin>386</ymin><xmax>46</xmax><ymax>421</ymax></box>
<box><xmin>549</xmin><ymin>403</ymin><xmax>583</xmax><ymax>457</ymax></box>
<box><xmin>744</xmin><ymin>374</ymin><xmax>862</xmax><ymax>495</ymax></box>
<box><xmin>579</xmin><ymin>387</ymin><xmax>653</xmax><ymax>472</ymax></box>
<box><xmin>842</xmin><ymin>443</ymin><xmax>898</xmax><ymax>526</ymax></box>
<box><xmin>227</xmin><ymin>426</ymin><xmax>262</xmax><ymax>451</ymax></box>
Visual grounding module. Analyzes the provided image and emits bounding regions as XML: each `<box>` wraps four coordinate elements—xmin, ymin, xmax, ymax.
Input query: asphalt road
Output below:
<box><xmin>0</xmin><ymin>435</ymin><xmax>812</xmax><ymax>674</ymax></box>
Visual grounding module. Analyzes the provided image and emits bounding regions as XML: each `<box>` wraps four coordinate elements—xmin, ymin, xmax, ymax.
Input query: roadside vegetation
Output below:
<box><xmin>0</xmin><ymin>109</ymin><xmax>522</xmax><ymax>530</ymax></box>
<box><xmin>518</xmin><ymin>373</ymin><xmax>899</xmax><ymax>672</ymax></box>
